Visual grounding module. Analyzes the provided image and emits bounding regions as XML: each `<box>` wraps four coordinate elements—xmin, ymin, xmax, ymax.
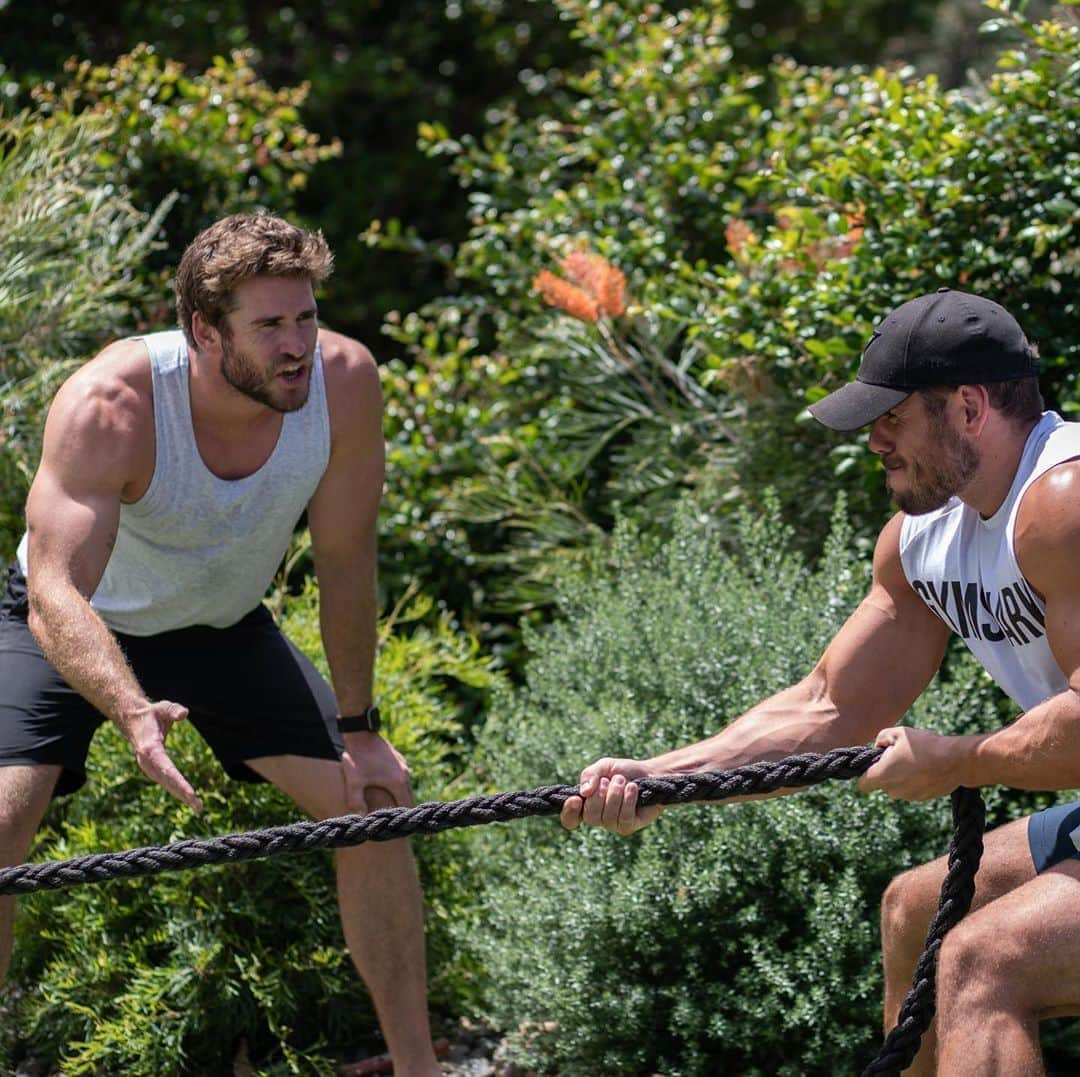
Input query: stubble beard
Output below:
<box><xmin>220</xmin><ymin>333</ymin><xmax>310</xmax><ymax>414</ymax></box>
<box><xmin>890</xmin><ymin>415</ymin><xmax>980</xmax><ymax>516</ymax></box>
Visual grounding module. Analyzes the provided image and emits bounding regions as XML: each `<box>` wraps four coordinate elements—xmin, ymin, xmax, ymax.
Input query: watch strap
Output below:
<box><xmin>338</xmin><ymin>706</ymin><xmax>381</xmax><ymax>733</ymax></box>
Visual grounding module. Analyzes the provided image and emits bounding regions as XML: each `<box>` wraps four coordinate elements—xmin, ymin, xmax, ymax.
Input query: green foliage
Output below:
<box><xmin>695</xmin><ymin>0</ymin><xmax>1080</xmax><ymax>532</ymax></box>
<box><xmin>0</xmin><ymin>106</ymin><xmax>173</xmax><ymax>560</ymax></box>
<box><xmin>0</xmin><ymin>0</ymin><xmax>586</xmax><ymax>339</ymax></box>
<box><xmin>376</xmin><ymin>4</ymin><xmax>767</xmax><ymax>635</ymax></box>
<box><xmin>3</xmin><ymin>583</ymin><xmax>502</xmax><ymax>1075</ymax></box>
<box><xmin>31</xmin><ymin>44</ymin><xmax>340</xmax><ymax>291</ymax></box>
<box><xmin>377</xmin><ymin>1</ymin><xmax>1080</xmax><ymax>643</ymax></box>
<box><xmin>452</xmin><ymin>497</ymin><xmax>1011</xmax><ymax>1074</ymax></box>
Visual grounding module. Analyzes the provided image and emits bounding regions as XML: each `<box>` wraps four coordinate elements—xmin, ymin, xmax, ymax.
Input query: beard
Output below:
<box><xmin>889</xmin><ymin>412</ymin><xmax>980</xmax><ymax>515</ymax></box>
<box><xmin>220</xmin><ymin>333</ymin><xmax>311</xmax><ymax>413</ymax></box>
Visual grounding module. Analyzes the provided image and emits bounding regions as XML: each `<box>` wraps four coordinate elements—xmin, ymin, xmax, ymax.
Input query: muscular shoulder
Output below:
<box><xmin>871</xmin><ymin>512</ymin><xmax>908</xmax><ymax>588</ymax></box>
<box><xmin>866</xmin><ymin>511</ymin><xmax>941</xmax><ymax>619</ymax></box>
<box><xmin>316</xmin><ymin>328</ymin><xmax>382</xmax><ymax>430</ymax></box>
<box><xmin>1015</xmin><ymin>459</ymin><xmax>1080</xmax><ymax>599</ymax></box>
<box><xmin>52</xmin><ymin>339</ymin><xmax>152</xmax><ymax>434</ymax></box>
<box><xmin>42</xmin><ymin>339</ymin><xmax>153</xmax><ymax>486</ymax></box>
<box><xmin>318</xmin><ymin>329</ymin><xmax>378</xmax><ymax>387</ymax></box>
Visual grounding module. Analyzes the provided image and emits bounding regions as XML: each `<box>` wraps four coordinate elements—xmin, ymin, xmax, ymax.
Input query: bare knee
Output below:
<box><xmin>0</xmin><ymin>765</ymin><xmax>59</xmax><ymax>865</ymax></box>
<box><xmin>938</xmin><ymin>913</ymin><xmax>1026</xmax><ymax>1016</ymax></box>
<box><xmin>882</xmin><ymin>862</ymin><xmax>944</xmax><ymax>955</ymax></box>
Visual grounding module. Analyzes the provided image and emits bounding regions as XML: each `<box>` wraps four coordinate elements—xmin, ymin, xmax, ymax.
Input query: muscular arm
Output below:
<box><xmin>307</xmin><ymin>330</ymin><xmax>410</xmax><ymax>812</ymax></box>
<box><xmin>565</xmin><ymin>513</ymin><xmax>951</xmax><ymax>830</ymax></box>
<box><xmin>307</xmin><ymin>329</ymin><xmax>385</xmax><ymax>714</ymax></box>
<box><xmin>24</xmin><ymin>342</ymin><xmax>201</xmax><ymax>810</ymax></box>
<box><xmin>653</xmin><ymin>513</ymin><xmax>949</xmax><ymax>773</ymax></box>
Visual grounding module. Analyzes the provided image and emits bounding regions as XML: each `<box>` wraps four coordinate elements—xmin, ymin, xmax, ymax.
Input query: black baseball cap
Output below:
<box><xmin>808</xmin><ymin>288</ymin><xmax>1037</xmax><ymax>431</ymax></box>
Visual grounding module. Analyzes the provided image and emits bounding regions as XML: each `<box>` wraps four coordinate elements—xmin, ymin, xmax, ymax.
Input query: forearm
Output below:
<box><xmin>646</xmin><ymin>676</ymin><xmax>877</xmax><ymax>776</ymax></box>
<box><xmin>28</xmin><ymin>581</ymin><xmax>149</xmax><ymax>733</ymax></box>
<box><xmin>318</xmin><ymin>556</ymin><xmax>378</xmax><ymax>714</ymax></box>
<box><xmin>960</xmin><ymin>690</ymin><xmax>1080</xmax><ymax>790</ymax></box>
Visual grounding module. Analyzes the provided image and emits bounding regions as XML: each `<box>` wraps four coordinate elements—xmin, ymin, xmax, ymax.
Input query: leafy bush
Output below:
<box><xmin>0</xmin><ymin>0</ymin><xmax>587</xmax><ymax>339</ymax></box>
<box><xmin>2</xmin><ymin>583</ymin><xmax>501</xmax><ymax>1075</ymax></box>
<box><xmin>31</xmin><ymin>44</ymin><xmax>340</xmax><ymax>294</ymax></box>
<box><xmin>0</xmin><ymin>106</ymin><xmax>173</xmax><ymax>559</ymax></box>
<box><xmin>452</xmin><ymin>497</ymin><xmax>1014</xmax><ymax>1074</ymax></box>
<box><xmin>376</xmin><ymin>0</ymin><xmax>1080</xmax><ymax>643</ymax></box>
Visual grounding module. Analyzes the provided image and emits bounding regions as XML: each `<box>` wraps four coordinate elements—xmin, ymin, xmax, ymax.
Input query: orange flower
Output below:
<box><xmin>724</xmin><ymin>218</ymin><xmax>754</xmax><ymax>260</ymax></box>
<box><xmin>560</xmin><ymin>252</ymin><xmax>627</xmax><ymax>318</ymax></box>
<box><xmin>533</xmin><ymin>270</ymin><xmax>600</xmax><ymax>322</ymax></box>
<box><xmin>533</xmin><ymin>250</ymin><xmax>628</xmax><ymax>322</ymax></box>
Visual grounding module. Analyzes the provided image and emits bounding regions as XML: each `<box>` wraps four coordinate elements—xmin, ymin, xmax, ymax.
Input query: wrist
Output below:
<box><xmin>113</xmin><ymin>696</ymin><xmax>154</xmax><ymax>735</ymax></box>
<box><xmin>954</xmin><ymin>732</ymin><xmax>991</xmax><ymax>787</ymax></box>
<box><xmin>338</xmin><ymin>705</ymin><xmax>381</xmax><ymax>733</ymax></box>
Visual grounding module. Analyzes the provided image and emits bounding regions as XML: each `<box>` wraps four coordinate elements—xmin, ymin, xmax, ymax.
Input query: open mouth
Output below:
<box><xmin>278</xmin><ymin>363</ymin><xmax>309</xmax><ymax>385</ymax></box>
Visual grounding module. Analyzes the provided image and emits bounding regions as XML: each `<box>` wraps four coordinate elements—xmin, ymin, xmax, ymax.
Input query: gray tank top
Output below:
<box><xmin>18</xmin><ymin>330</ymin><xmax>332</xmax><ymax>635</ymax></box>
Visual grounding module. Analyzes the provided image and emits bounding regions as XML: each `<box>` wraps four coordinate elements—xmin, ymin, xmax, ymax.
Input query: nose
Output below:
<box><xmin>867</xmin><ymin>415</ymin><xmax>891</xmax><ymax>456</ymax></box>
<box><xmin>282</xmin><ymin>323</ymin><xmax>307</xmax><ymax>359</ymax></box>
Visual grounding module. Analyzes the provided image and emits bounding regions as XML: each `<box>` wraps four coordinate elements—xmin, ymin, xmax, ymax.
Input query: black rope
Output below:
<box><xmin>0</xmin><ymin>744</ymin><xmax>985</xmax><ymax>1076</ymax></box>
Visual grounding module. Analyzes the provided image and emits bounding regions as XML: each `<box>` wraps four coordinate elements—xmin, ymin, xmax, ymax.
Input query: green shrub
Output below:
<box><xmin>452</xmin><ymin>497</ymin><xmax>1014</xmax><ymax>1074</ymax></box>
<box><xmin>376</xmin><ymin>0</ymin><xmax>1079</xmax><ymax>643</ymax></box>
<box><xmin>31</xmin><ymin>45</ymin><xmax>340</xmax><ymax>295</ymax></box>
<box><xmin>3</xmin><ymin>582</ymin><xmax>501</xmax><ymax>1075</ymax></box>
<box><xmin>0</xmin><ymin>106</ymin><xmax>173</xmax><ymax>559</ymax></box>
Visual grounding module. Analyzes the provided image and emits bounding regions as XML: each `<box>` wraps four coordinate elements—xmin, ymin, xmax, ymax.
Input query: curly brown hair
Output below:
<box><xmin>174</xmin><ymin>212</ymin><xmax>333</xmax><ymax>344</ymax></box>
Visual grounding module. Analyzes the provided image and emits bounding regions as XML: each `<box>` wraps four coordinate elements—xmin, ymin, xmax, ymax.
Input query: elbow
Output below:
<box><xmin>26</xmin><ymin>600</ymin><xmax>51</xmax><ymax>652</ymax></box>
<box><xmin>25</xmin><ymin>580</ymin><xmax>71</xmax><ymax>652</ymax></box>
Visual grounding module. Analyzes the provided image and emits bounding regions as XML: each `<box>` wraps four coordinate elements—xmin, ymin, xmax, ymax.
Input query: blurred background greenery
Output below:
<box><xmin>1</xmin><ymin>0</ymin><xmax>1078</xmax><ymax>1072</ymax></box>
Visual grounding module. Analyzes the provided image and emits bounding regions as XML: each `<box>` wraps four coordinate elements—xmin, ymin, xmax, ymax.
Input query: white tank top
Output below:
<box><xmin>899</xmin><ymin>411</ymin><xmax>1080</xmax><ymax>710</ymax></box>
<box><xmin>18</xmin><ymin>330</ymin><xmax>332</xmax><ymax>635</ymax></box>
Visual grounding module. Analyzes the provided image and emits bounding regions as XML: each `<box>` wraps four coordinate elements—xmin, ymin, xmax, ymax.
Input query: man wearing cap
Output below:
<box><xmin>561</xmin><ymin>288</ymin><xmax>1080</xmax><ymax>1074</ymax></box>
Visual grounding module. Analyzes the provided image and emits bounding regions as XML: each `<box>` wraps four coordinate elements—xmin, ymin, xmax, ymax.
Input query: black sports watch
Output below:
<box><xmin>338</xmin><ymin>705</ymin><xmax>382</xmax><ymax>733</ymax></box>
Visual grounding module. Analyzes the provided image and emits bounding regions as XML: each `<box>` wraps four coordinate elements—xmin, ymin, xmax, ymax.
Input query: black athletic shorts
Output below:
<box><xmin>0</xmin><ymin>561</ymin><xmax>345</xmax><ymax>797</ymax></box>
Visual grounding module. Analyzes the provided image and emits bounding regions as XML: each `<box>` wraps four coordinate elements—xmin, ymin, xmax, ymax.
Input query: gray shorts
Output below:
<box><xmin>0</xmin><ymin>561</ymin><xmax>344</xmax><ymax>797</ymax></box>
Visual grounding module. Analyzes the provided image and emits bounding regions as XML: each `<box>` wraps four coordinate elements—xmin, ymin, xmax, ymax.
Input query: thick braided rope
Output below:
<box><xmin>0</xmin><ymin>744</ymin><xmax>986</xmax><ymax>1076</ymax></box>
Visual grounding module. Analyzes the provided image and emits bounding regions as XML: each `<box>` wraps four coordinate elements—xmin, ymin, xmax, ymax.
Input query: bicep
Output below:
<box><xmin>24</xmin><ymin>390</ymin><xmax>128</xmax><ymax>599</ymax></box>
<box><xmin>815</xmin><ymin>515</ymin><xmax>950</xmax><ymax>731</ymax></box>
<box><xmin>307</xmin><ymin>340</ymin><xmax>385</xmax><ymax>562</ymax></box>
<box><xmin>1044</xmin><ymin>596</ymin><xmax>1080</xmax><ymax>691</ymax></box>
<box><xmin>1017</xmin><ymin>462</ymin><xmax>1080</xmax><ymax>690</ymax></box>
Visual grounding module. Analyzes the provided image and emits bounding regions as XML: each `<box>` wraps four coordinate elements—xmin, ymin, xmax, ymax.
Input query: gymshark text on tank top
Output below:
<box><xmin>18</xmin><ymin>330</ymin><xmax>331</xmax><ymax>635</ymax></box>
<box><xmin>899</xmin><ymin>411</ymin><xmax>1080</xmax><ymax>711</ymax></box>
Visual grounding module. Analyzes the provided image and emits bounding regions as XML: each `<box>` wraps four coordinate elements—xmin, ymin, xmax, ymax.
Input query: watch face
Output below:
<box><xmin>365</xmin><ymin>706</ymin><xmax>381</xmax><ymax>731</ymax></box>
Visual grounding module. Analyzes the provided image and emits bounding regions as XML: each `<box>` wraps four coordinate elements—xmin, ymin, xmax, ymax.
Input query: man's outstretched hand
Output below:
<box><xmin>120</xmin><ymin>700</ymin><xmax>203</xmax><ymax>813</ymax></box>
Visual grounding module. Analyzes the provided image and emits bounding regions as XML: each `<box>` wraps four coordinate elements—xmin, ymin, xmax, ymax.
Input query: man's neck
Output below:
<box><xmin>961</xmin><ymin>415</ymin><xmax>1041</xmax><ymax>519</ymax></box>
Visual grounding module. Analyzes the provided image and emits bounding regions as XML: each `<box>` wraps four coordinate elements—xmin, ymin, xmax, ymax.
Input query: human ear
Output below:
<box><xmin>190</xmin><ymin>310</ymin><xmax>221</xmax><ymax>353</ymax></box>
<box><xmin>957</xmin><ymin>384</ymin><xmax>990</xmax><ymax>432</ymax></box>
